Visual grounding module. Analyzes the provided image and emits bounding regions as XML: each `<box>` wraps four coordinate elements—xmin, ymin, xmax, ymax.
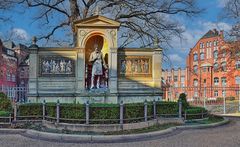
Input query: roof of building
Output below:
<box><xmin>201</xmin><ymin>29</ymin><xmax>219</xmax><ymax>39</ymax></box>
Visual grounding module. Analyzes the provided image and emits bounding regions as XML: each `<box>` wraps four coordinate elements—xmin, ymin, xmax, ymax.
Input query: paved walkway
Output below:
<box><xmin>0</xmin><ymin>117</ymin><xmax>240</xmax><ymax>147</ymax></box>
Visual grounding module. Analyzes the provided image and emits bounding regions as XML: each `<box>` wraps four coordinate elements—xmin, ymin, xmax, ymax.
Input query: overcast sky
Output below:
<box><xmin>0</xmin><ymin>0</ymin><xmax>232</xmax><ymax>69</ymax></box>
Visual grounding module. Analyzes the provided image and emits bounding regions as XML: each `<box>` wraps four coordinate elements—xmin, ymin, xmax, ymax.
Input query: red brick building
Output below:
<box><xmin>162</xmin><ymin>29</ymin><xmax>240</xmax><ymax>100</ymax></box>
<box><xmin>0</xmin><ymin>39</ymin><xmax>29</xmax><ymax>88</ymax></box>
<box><xmin>0</xmin><ymin>39</ymin><xmax>18</xmax><ymax>88</ymax></box>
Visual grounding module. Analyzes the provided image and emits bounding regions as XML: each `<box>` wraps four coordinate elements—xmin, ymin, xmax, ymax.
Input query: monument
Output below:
<box><xmin>28</xmin><ymin>15</ymin><xmax>163</xmax><ymax>104</ymax></box>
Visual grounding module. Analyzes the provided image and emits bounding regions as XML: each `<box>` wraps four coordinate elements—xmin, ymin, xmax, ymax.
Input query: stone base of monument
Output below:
<box><xmin>28</xmin><ymin>93</ymin><xmax>162</xmax><ymax>104</ymax></box>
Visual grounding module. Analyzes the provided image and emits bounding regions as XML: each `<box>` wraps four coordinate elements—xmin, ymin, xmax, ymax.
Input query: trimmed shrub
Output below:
<box><xmin>179</xmin><ymin>93</ymin><xmax>189</xmax><ymax>110</ymax></box>
<box><xmin>60</xmin><ymin>104</ymin><xmax>85</xmax><ymax>123</ymax></box>
<box><xmin>0</xmin><ymin>110</ymin><xmax>10</xmax><ymax>117</ymax></box>
<box><xmin>60</xmin><ymin>104</ymin><xmax>85</xmax><ymax>119</ymax></box>
<box><xmin>226</xmin><ymin>96</ymin><xmax>235</xmax><ymax>101</ymax></box>
<box><xmin>185</xmin><ymin>106</ymin><xmax>208</xmax><ymax>120</ymax></box>
<box><xmin>18</xmin><ymin>103</ymin><xmax>42</xmax><ymax>116</ymax></box>
<box><xmin>156</xmin><ymin>101</ymin><xmax>178</xmax><ymax>117</ymax></box>
<box><xmin>124</xmin><ymin>103</ymin><xmax>144</xmax><ymax>123</ymax></box>
<box><xmin>90</xmin><ymin>103</ymin><xmax>119</xmax><ymax>124</ymax></box>
<box><xmin>0</xmin><ymin>92</ymin><xmax>12</xmax><ymax>112</ymax></box>
<box><xmin>46</xmin><ymin>103</ymin><xmax>56</xmax><ymax>117</ymax></box>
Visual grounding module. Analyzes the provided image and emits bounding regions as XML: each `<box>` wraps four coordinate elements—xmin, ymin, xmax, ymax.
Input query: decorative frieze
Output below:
<box><xmin>39</xmin><ymin>56</ymin><xmax>75</xmax><ymax>77</ymax></box>
<box><xmin>118</xmin><ymin>56</ymin><xmax>152</xmax><ymax>77</ymax></box>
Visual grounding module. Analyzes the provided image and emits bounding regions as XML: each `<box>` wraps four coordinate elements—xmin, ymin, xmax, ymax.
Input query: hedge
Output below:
<box><xmin>90</xmin><ymin>103</ymin><xmax>119</xmax><ymax>124</ymax></box>
<box><xmin>156</xmin><ymin>102</ymin><xmax>178</xmax><ymax>117</ymax></box>
<box><xmin>17</xmin><ymin>101</ymin><xmax>180</xmax><ymax>123</ymax></box>
<box><xmin>0</xmin><ymin>110</ymin><xmax>10</xmax><ymax>117</ymax></box>
<box><xmin>185</xmin><ymin>106</ymin><xmax>208</xmax><ymax>120</ymax></box>
<box><xmin>124</xmin><ymin>103</ymin><xmax>144</xmax><ymax>123</ymax></box>
<box><xmin>18</xmin><ymin>103</ymin><xmax>42</xmax><ymax>116</ymax></box>
<box><xmin>0</xmin><ymin>92</ymin><xmax>12</xmax><ymax>112</ymax></box>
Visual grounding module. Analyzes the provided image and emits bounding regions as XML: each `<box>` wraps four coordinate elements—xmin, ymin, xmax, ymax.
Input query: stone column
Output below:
<box><xmin>76</xmin><ymin>48</ymin><xmax>85</xmax><ymax>94</ymax></box>
<box><xmin>152</xmin><ymin>48</ymin><xmax>163</xmax><ymax>93</ymax></box>
<box><xmin>28</xmin><ymin>40</ymin><xmax>39</xmax><ymax>102</ymax></box>
<box><xmin>109</xmin><ymin>48</ymin><xmax>118</xmax><ymax>94</ymax></box>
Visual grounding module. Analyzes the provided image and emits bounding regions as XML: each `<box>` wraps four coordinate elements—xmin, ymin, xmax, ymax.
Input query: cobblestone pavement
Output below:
<box><xmin>1</xmin><ymin>118</ymin><xmax>240</xmax><ymax>147</ymax></box>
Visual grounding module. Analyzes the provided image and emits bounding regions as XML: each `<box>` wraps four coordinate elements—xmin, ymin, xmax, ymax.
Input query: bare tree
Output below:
<box><xmin>219</xmin><ymin>0</ymin><xmax>240</xmax><ymax>64</ymax></box>
<box><xmin>0</xmin><ymin>0</ymin><xmax>202</xmax><ymax>47</ymax></box>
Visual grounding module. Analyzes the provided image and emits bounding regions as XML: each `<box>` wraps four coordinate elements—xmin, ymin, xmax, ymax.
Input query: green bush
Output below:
<box><xmin>60</xmin><ymin>104</ymin><xmax>85</xmax><ymax>119</ymax></box>
<box><xmin>185</xmin><ymin>107</ymin><xmax>208</xmax><ymax>120</ymax></box>
<box><xmin>124</xmin><ymin>103</ymin><xmax>144</xmax><ymax>123</ymax></box>
<box><xmin>18</xmin><ymin>103</ymin><xmax>42</xmax><ymax>116</ymax></box>
<box><xmin>90</xmin><ymin>103</ymin><xmax>119</xmax><ymax>124</ymax></box>
<box><xmin>46</xmin><ymin>103</ymin><xmax>56</xmax><ymax>117</ymax></box>
<box><xmin>0</xmin><ymin>92</ymin><xmax>12</xmax><ymax>111</ymax></box>
<box><xmin>0</xmin><ymin>110</ymin><xmax>10</xmax><ymax>116</ymax></box>
<box><xmin>226</xmin><ymin>96</ymin><xmax>235</xmax><ymax>101</ymax></box>
<box><xmin>179</xmin><ymin>93</ymin><xmax>189</xmax><ymax>110</ymax></box>
<box><xmin>156</xmin><ymin>102</ymin><xmax>178</xmax><ymax>117</ymax></box>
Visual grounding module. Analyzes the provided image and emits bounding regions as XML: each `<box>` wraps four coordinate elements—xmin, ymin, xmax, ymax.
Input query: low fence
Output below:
<box><xmin>0</xmin><ymin>101</ymin><xmax>210</xmax><ymax>125</ymax></box>
<box><xmin>0</xmin><ymin>85</ymin><xmax>28</xmax><ymax>102</ymax></box>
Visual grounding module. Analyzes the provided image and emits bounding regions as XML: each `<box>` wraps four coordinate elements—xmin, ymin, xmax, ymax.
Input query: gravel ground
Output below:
<box><xmin>0</xmin><ymin>117</ymin><xmax>240</xmax><ymax>147</ymax></box>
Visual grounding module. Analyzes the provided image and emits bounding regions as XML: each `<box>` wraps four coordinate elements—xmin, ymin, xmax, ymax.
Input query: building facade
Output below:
<box><xmin>0</xmin><ymin>39</ymin><xmax>18</xmax><ymax>88</ymax></box>
<box><xmin>162</xmin><ymin>29</ymin><xmax>240</xmax><ymax>100</ymax></box>
<box><xmin>162</xmin><ymin>68</ymin><xmax>186</xmax><ymax>100</ymax></box>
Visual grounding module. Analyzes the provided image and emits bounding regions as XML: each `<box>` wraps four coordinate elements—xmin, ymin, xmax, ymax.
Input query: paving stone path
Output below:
<box><xmin>0</xmin><ymin>117</ymin><xmax>240</xmax><ymax>147</ymax></box>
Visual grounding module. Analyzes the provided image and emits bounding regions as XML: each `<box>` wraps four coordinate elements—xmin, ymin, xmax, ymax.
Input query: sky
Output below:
<box><xmin>0</xmin><ymin>0</ymin><xmax>232</xmax><ymax>69</ymax></box>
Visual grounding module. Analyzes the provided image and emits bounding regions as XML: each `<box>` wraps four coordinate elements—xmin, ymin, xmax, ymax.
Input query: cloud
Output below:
<box><xmin>169</xmin><ymin>54</ymin><xmax>184</xmax><ymax>63</ymax></box>
<box><xmin>217</xmin><ymin>0</ymin><xmax>230</xmax><ymax>8</ymax></box>
<box><xmin>202</xmin><ymin>21</ymin><xmax>231</xmax><ymax>31</ymax></box>
<box><xmin>11</xmin><ymin>28</ymin><xmax>29</xmax><ymax>41</ymax></box>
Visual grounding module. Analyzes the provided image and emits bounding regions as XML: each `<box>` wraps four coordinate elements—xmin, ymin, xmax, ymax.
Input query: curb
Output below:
<box><xmin>0</xmin><ymin>118</ymin><xmax>230</xmax><ymax>143</ymax></box>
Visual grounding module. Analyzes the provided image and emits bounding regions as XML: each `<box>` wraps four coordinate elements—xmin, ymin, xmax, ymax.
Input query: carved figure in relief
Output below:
<box><xmin>121</xmin><ymin>60</ymin><xmax>126</xmax><ymax>73</ymax></box>
<box><xmin>89</xmin><ymin>44</ymin><xmax>107</xmax><ymax>89</ymax></box>
<box><xmin>66</xmin><ymin>61</ymin><xmax>72</xmax><ymax>73</ymax></box>
<box><xmin>144</xmin><ymin>60</ymin><xmax>149</xmax><ymax>73</ymax></box>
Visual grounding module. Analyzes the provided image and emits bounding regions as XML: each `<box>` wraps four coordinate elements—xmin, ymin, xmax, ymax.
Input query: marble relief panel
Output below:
<box><xmin>118</xmin><ymin>56</ymin><xmax>152</xmax><ymax>77</ymax></box>
<box><xmin>39</xmin><ymin>56</ymin><xmax>75</xmax><ymax>77</ymax></box>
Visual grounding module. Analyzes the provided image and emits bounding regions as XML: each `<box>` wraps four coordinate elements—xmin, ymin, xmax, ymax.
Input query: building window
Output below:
<box><xmin>222</xmin><ymin>90</ymin><xmax>226</xmax><ymax>97</ymax></box>
<box><xmin>6</xmin><ymin>71</ymin><xmax>11</xmax><ymax>81</ymax></box>
<box><xmin>209</xmin><ymin>41</ymin><xmax>212</xmax><ymax>47</ymax></box>
<box><xmin>194</xmin><ymin>91</ymin><xmax>198</xmax><ymax>97</ymax></box>
<box><xmin>194</xmin><ymin>79</ymin><xmax>198</xmax><ymax>87</ymax></box>
<box><xmin>180</xmin><ymin>76</ymin><xmax>185</xmax><ymax>87</ymax></box>
<box><xmin>193</xmin><ymin>65</ymin><xmax>198</xmax><ymax>73</ymax></box>
<box><xmin>213</xmin><ymin>50</ymin><xmax>218</xmax><ymax>59</ymax></box>
<box><xmin>200</xmin><ymin>52</ymin><xmax>204</xmax><ymax>60</ymax></box>
<box><xmin>11</xmin><ymin>74</ymin><xmax>16</xmax><ymax>82</ymax></box>
<box><xmin>236</xmin><ymin>76</ymin><xmax>240</xmax><ymax>84</ymax></box>
<box><xmin>213</xmin><ymin>40</ymin><xmax>217</xmax><ymax>46</ymax></box>
<box><xmin>214</xmin><ymin>77</ymin><xmax>219</xmax><ymax>86</ymax></box>
<box><xmin>167</xmin><ymin>76</ymin><xmax>171</xmax><ymax>82</ymax></box>
<box><xmin>236</xmin><ymin>60</ymin><xmax>240</xmax><ymax>70</ymax></box>
<box><xmin>221</xmin><ymin>62</ymin><xmax>227</xmax><ymax>71</ymax></box>
<box><xmin>214</xmin><ymin>90</ymin><xmax>218</xmax><ymax>97</ymax></box>
<box><xmin>221</xmin><ymin>77</ymin><xmax>227</xmax><ymax>86</ymax></box>
<box><xmin>214</xmin><ymin>63</ymin><xmax>218</xmax><ymax>71</ymax></box>
<box><xmin>206</xmin><ymin>42</ymin><xmax>209</xmax><ymax>47</ymax></box>
<box><xmin>222</xmin><ymin>49</ymin><xmax>226</xmax><ymax>58</ymax></box>
<box><xmin>174</xmin><ymin>76</ymin><xmax>178</xmax><ymax>82</ymax></box>
<box><xmin>193</xmin><ymin>53</ymin><xmax>198</xmax><ymax>61</ymax></box>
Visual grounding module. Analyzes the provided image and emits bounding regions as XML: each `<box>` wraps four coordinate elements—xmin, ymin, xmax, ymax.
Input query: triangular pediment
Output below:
<box><xmin>74</xmin><ymin>15</ymin><xmax>120</xmax><ymax>29</ymax></box>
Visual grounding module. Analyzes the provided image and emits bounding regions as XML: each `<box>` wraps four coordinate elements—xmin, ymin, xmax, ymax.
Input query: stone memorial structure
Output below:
<box><xmin>28</xmin><ymin>15</ymin><xmax>163</xmax><ymax>103</ymax></box>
